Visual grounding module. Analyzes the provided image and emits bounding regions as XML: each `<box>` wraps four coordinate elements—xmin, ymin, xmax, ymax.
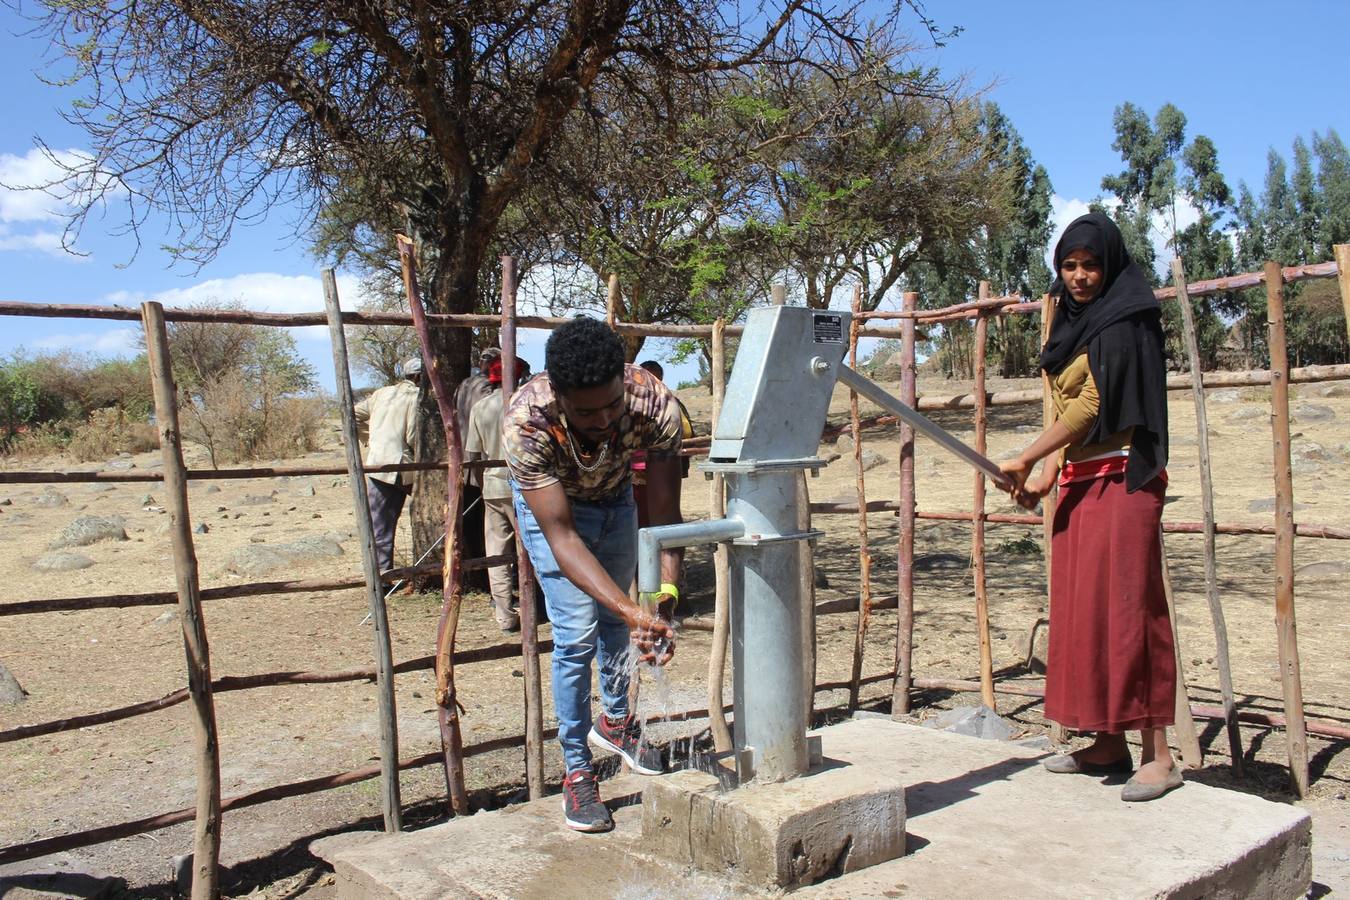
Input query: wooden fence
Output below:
<box><xmin>1</xmin><ymin>249</ymin><xmax>1348</xmax><ymax>894</ymax></box>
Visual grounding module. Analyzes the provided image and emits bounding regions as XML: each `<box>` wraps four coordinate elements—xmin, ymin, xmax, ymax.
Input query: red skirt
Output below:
<box><xmin>1045</xmin><ymin>471</ymin><xmax>1176</xmax><ymax>732</ymax></box>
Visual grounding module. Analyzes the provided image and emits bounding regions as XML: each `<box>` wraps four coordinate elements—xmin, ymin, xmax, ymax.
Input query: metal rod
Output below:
<box><xmin>637</xmin><ymin>519</ymin><xmax>746</xmax><ymax>593</ymax></box>
<box><xmin>834</xmin><ymin>364</ymin><xmax>1013</xmax><ymax>490</ymax></box>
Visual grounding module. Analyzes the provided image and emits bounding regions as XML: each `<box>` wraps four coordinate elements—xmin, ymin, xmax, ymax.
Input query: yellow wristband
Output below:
<box><xmin>659</xmin><ymin>582</ymin><xmax>680</xmax><ymax>601</ymax></box>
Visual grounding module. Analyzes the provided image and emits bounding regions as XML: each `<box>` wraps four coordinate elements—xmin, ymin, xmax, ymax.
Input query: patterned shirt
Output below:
<box><xmin>502</xmin><ymin>364</ymin><xmax>683</xmax><ymax>501</ymax></box>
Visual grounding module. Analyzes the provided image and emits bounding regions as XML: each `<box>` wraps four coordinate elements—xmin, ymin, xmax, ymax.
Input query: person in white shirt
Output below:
<box><xmin>354</xmin><ymin>357</ymin><xmax>423</xmax><ymax>573</ymax></box>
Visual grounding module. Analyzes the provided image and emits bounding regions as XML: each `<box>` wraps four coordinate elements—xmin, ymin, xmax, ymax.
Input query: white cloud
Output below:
<box><xmin>104</xmin><ymin>271</ymin><xmax>375</xmax><ymax>341</ymax></box>
<box><xmin>0</xmin><ymin>147</ymin><xmax>97</xmax><ymax>260</ymax></box>
<box><xmin>32</xmin><ymin>327</ymin><xmax>141</xmax><ymax>355</ymax></box>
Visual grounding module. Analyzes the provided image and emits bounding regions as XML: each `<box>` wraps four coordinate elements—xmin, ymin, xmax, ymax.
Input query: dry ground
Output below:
<box><xmin>0</xmin><ymin>375</ymin><xmax>1347</xmax><ymax>897</ymax></box>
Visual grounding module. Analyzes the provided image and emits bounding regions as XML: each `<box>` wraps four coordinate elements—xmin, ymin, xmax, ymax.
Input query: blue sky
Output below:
<box><xmin>1</xmin><ymin>1</ymin><xmax>1346</xmax><ymax>389</ymax></box>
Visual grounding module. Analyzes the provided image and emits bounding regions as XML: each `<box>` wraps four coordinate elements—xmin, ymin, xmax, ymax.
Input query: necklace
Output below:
<box><xmin>566</xmin><ymin>428</ymin><xmax>609</xmax><ymax>473</ymax></box>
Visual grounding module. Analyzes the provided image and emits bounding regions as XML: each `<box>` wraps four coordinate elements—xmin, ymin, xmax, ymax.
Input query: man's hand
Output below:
<box><xmin>629</xmin><ymin>609</ymin><xmax>676</xmax><ymax>666</ymax></box>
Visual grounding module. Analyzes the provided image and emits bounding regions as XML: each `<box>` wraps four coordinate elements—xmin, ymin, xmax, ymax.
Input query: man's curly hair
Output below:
<box><xmin>546</xmin><ymin>317</ymin><xmax>626</xmax><ymax>392</ymax></box>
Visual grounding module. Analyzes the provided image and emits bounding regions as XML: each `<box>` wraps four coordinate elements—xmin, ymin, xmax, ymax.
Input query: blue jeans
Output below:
<box><xmin>512</xmin><ymin>483</ymin><xmax>637</xmax><ymax>773</ymax></box>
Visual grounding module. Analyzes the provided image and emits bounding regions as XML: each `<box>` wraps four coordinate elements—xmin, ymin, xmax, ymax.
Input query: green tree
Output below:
<box><xmin>0</xmin><ymin>359</ymin><xmax>40</xmax><ymax>450</ymax></box>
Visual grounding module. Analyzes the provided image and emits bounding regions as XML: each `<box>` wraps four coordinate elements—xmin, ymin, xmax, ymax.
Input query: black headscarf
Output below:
<box><xmin>1040</xmin><ymin>212</ymin><xmax>1168</xmax><ymax>492</ymax></box>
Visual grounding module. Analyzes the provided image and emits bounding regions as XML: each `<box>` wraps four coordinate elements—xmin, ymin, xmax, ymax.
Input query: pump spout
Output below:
<box><xmin>637</xmin><ymin>518</ymin><xmax>746</xmax><ymax>594</ymax></box>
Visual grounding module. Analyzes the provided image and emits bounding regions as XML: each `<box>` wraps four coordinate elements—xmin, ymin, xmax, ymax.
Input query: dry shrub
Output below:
<box><xmin>4</xmin><ymin>423</ymin><xmax>71</xmax><ymax>461</ymax></box>
<box><xmin>181</xmin><ymin>371</ymin><xmax>328</xmax><ymax>464</ymax></box>
<box><xmin>66</xmin><ymin>408</ymin><xmax>160</xmax><ymax>462</ymax></box>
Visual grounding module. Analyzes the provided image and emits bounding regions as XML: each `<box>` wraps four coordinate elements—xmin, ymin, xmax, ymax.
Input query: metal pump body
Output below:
<box><xmin>636</xmin><ymin>304</ymin><xmax>1007</xmax><ymax>784</ymax></box>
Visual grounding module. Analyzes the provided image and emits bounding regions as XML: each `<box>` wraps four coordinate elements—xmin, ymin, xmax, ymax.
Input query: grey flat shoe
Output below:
<box><xmin>1120</xmin><ymin>766</ymin><xmax>1183</xmax><ymax>801</ymax></box>
<box><xmin>1043</xmin><ymin>752</ymin><xmax>1134</xmax><ymax>775</ymax></box>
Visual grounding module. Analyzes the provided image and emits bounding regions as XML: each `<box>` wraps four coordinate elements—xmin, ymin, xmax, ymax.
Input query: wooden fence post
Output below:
<box><xmin>1039</xmin><ymin>293</ymin><xmax>1066</xmax><ymax>746</ymax></box>
<box><xmin>707</xmin><ymin>318</ymin><xmax>733</xmax><ymax>753</ymax></box>
<box><xmin>1336</xmin><ymin>244</ymin><xmax>1350</xmax><ymax>344</ymax></box>
<box><xmin>1265</xmin><ymin>260</ymin><xmax>1310</xmax><ymax>797</ymax></box>
<box><xmin>396</xmin><ymin>237</ymin><xmax>471</xmax><ymax>815</ymax></box>
<box><xmin>1171</xmin><ymin>258</ymin><xmax>1243</xmax><ymax>774</ymax></box>
<box><xmin>847</xmin><ymin>286</ymin><xmax>874</xmax><ymax>710</ymax></box>
<box><xmin>892</xmin><ymin>290</ymin><xmax>918</xmax><ymax>715</ymax></box>
<box><xmin>1157</xmin><ymin>528</ymin><xmax>1203</xmax><ymax>769</ymax></box>
<box><xmin>972</xmin><ymin>286</ymin><xmax>995</xmax><ymax>710</ymax></box>
<box><xmin>321</xmin><ymin>273</ymin><xmax>404</xmax><ymax>832</ymax></box>
<box><xmin>500</xmin><ymin>256</ymin><xmax>545</xmax><ymax>800</ymax></box>
<box><xmin>141</xmin><ymin>301</ymin><xmax>224</xmax><ymax>897</ymax></box>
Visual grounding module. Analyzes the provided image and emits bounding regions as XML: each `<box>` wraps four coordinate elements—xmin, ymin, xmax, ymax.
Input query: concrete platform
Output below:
<box><xmin>641</xmin><ymin>762</ymin><xmax>905</xmax><ymax>889</ymax></box>
<box><xmin>313</xmin><ymin>718</ymin><xmax>1311</xmax><ymax>899</ymax></box>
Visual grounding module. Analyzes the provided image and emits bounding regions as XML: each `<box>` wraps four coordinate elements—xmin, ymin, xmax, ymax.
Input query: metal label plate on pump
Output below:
<box><xmin>812</xmin><ymin>312</ymin><xmax>843</xmax><ymax>344</ymax></box>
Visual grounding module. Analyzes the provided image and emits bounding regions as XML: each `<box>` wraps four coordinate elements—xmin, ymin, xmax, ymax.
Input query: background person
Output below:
<box><xmin>465</xmin><ymin>355</ymin><xmax>528</xmax><ymax>631</ymax></box>
<box><xmin>632</xmin><ymin>359</ymin><xmax>694</xmax><ymax>531</ymax></box>
<box><xmin>354</xmin><ymin>357</ymin><xmax>423</xmax><ymax>575</ymax></box>
<box><xmin>503</xmin><ymin>317</ymin><xmax>682</xmax><ymax>833</ymax></box>
<box><xmin>998</xmin><ymin>212</ymin><xmax>1178</xmax><ymax>802</ymax></box>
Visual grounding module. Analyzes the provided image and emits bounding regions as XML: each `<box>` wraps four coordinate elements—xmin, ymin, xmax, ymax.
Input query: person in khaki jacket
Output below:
<box><xmin>465</xmin><ymin>355</ymin><xmax>528</xmax><ymax>631</ymax></box>
<box><xmin>354</xmin><ymin>357</ymin><xmax>423</xmax><ymax>573</ymax></box>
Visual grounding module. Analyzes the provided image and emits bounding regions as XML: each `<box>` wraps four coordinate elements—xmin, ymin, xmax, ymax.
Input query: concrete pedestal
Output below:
<box><xmin>313</xmin><ymin>718</ymin><xmax>1312</xmax><ymax>899</ymax></box>
<box><xmin>641</xmin><ymin>763</ymin><xmax>906</xmax><ymax>889</ymax></box>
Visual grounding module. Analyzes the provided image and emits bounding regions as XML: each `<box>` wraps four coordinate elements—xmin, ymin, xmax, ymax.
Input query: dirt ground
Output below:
<box><xmin>0</xmin><ymin>375</ymin><xmax>1347</xmax><ymax>897</ymax></box>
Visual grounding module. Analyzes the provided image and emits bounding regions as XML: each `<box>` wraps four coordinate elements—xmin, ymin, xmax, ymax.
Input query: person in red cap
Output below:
<box><xmin>465</xmin><ymin>354</ymin><xmax>529</xmax><ymax>630</ymax></box>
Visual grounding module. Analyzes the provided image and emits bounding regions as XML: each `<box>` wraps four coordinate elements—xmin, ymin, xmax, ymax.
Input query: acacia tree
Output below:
<box><xmin>29</xmin><ymin>0</ymin><xmax>928</xmax><ymax>556</ymax></box>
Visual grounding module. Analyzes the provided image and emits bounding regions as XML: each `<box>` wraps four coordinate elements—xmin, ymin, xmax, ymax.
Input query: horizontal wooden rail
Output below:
<box><xmin>4</xmin><ymin>261</ymin><xmax>1333</xmax><ymax>335</ymax></box>
<box><xmin>0</xmin><ymin>459</ymin><xmax>502</xmax><ymax>485</ymax></box>
<box><xmin>806</xmin><ymin>501</ymin><xmax>1350</xmax><ymax>540</ymax></box>
<box><xmin>0</xmin><ymin>640</ymin><xmax>553</xmax><ymax>744</ymax></box>
<box><xmin>0</xmin><ymin>553</ymin><xmax>513</xmax><ymax>619</ymax></box>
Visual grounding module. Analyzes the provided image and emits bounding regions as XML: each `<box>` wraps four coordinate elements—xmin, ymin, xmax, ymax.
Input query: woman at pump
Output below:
<box><xmin>999</xmin><ymin>212</ymin><xmax>1181</xmax><ymax>802</ymax></box>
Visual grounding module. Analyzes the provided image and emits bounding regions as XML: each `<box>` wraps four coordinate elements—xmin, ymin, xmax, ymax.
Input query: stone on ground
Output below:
<box><xmin>32</xmin><ymin>551</ymin><xmax>95</xmax><ymax>572</ymax></box>
<box><xmin>238</xmin><ymin>492</ymin><xmax>277</xmax><ymax>505</ymax></box>
<box><xmin>102</xmin><ymin>458</ymin><xmax>135</xmax><ymax>471</ymax></box>
<box><xmin>32</xmin><ymin>488</ymin><xmax>68</xmax><ymax>508</ymax></box>
<box><xmin>1292</xmin><ymin>403</ymin><xmax>1336</xmax><ymax>423</ymax></box>
<box><xmin>49</xmin><ymin>516</ymin><xmax>128</xmax><ymax>549</ymax></box>
<box><xmin>859</xmin><ymin>448</ymin><xmax>887</xmax><ymax>472</ymax></box>
<box><xmin>0</xmin><ymin>661</ymin><xmax>28</xmax><ymax>705</ymax></box>
<box><xmin>923</xmin><ymin>704</ymin><xmax>1015</xmax><ymax>741</ymax></box>
<box><xmin>224</xmin><ymin>536</ymin><xmax>344</xmax><ymax>577</ymax></box>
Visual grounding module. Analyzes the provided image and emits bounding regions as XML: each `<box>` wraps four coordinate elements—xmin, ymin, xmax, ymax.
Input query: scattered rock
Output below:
<box><xmin>139</xmin><ymin>493</ymin><xmax>156</xmax><ymax>506</ymax></box>
<box><xmin>914</xmin><ymin>552</ymin><xmax>967</xmax><ymax>571</ymax></box>
<box><xmin>0</xmin><ymin>661</ymin><xmax>28</xmax><ymax>705</ymax></box>
<box><xmin>1225</xmin><ymin>406</ymin><xmax>1265</xmax><ymax>423</ymax></box>
<box><xmin>205</xmin><ymin>485</ymin><xmax>222</xmax><ymax>494</ymax></box>
<box><xmin>1246</xmin><ymin>498</ymin><xmax>1310</xmax><ymax>513</ymax></box>
<box><xmin>49</xmin><ymin>516</ymin><xmax>129</xmax><ymax>548</ymax></box>
<box><xmin>32</xmin><ymin>551</ymin><xmax>95</xmax><ymax>572</ymax></box>
<box><xmin>834</xmin><ymin>433</ymin><xmax>856</xmax><ymax>456</ymax></box>
<box><xmin>1292</xmin><ymin>439</ymin><xmax>1335</xmax><ymax>462</ymax></box>
<box><xmin>923</xmin><ymin>704</ymin><xmax>1014</xmax><ymax>741</ymax></box>
<box><xmin>224</xmin><ymin>536</ymin><xmax>344</xmax><ymax>577</ymax></box>
<box><xmin>1296</xmin><ymin>560</ymin><xmax>1350</xmax><ymax>581</ymax></box>
<box><xmin>1015</xmin><ymin>734</ymin><xmax>1054</xmax><ymax>751</ymax></box>
<box><xmin>239</xmin><ymin>493</ymin><xmax>277</xmax><ymax>506</ymax></box>
<box><xmin>323</xmin><ymin>530</ymin><xmax>355</xmax><ymax>544</ymax></box>
<box><xmin>86</xmin><ymin>483</ymin><xmax>115</xmax><ymax>493</ymax></box>
<box><xmin>1292</xmin><ymin>403</ymin><xmax>1336</xmax><ymax>424</ymax></box>
<box><xmin>0</xmin><ymin>497</ymin><xmax>9</xmax><ymax>506</ymax></box>
<box><xmin>292</xmin><ymin>479</ymin><xmax>317</xmax><ymax>497</ymax></box>
<box><xmin>1012</xmin><ymin>424</ymin><xmax>1039</xmax><ymax>434</ymax></box>
<box><xmin>1208</xmin><ymin>389</ymin><xmax>1241</xmax><ymax>404</ymax></box>
<box><xmin>32</xmin><ymin>488</ymin><xmax>69</xmax><ymax>508</ymax></box>
<box><xmin>859</xmin><ymin>448</ymin><xmax>887</xmax><ymax>472</ymax></box>
<box><xmin>193</xmin><ymin>522</ymin><xmax>210</xmax><ymax>534</ymax></box>
<box><xmin>1313</xmin><ymin>382</ymin><xmax>1350</xmax><ymax>398</ymax></box>
<box><xmin>103</xmin><ymin>458</ymin><xmax>136</xmax><ymax>471</ymax></box>
<box><xmin>151</xmin><ymin>610</ymin><xmax>179</xmax><ymax>626</ymax></box>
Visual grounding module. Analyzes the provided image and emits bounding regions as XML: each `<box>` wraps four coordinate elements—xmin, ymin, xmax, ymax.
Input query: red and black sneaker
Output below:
<box><xmin>561</xmin><ymin>769</ymin><xmax>613</xmax><ymax>832</ymax></box>
<box><xmin>588</xmin><ymin>713</ymin><xmax>665</xmax><ymax>775</ymax></box>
